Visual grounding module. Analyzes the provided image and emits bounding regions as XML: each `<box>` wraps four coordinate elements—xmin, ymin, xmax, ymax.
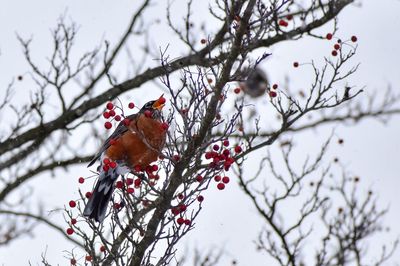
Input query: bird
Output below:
<box><xmin>239</xmin><ymin>67</ymin><xmax>269</xmax><ymax>98</ymax></box>
<box><xmin>83</xmin><ymin>95</ymin><xmax>167</xmax><ymax>222</ymax></box>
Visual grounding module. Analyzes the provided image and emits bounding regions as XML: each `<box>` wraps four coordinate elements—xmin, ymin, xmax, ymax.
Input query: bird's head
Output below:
<box><xmin>139</xmin><ymin>95</ymin><xmax>166</xmax><ymax>119</ymax></box>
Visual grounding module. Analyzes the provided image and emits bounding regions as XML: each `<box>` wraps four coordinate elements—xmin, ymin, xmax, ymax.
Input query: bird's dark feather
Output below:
<box><xmin>87</xmin><ymin>114</ymin><xmax>137</xmax><ymax>167</ymax></box>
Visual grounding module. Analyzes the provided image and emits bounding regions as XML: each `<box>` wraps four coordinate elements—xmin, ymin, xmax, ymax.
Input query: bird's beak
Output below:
<box><xmin>152</xmin><ymin>94</ymin><xmax>166</xmax><ymax>110</ymax></box>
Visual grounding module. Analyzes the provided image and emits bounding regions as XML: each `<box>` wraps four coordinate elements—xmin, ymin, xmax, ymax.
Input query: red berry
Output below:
<box><xmin>214</xmin><ymin>175</ymin><xmax>221</xmax><ymax>182</ymax></box>
<box><xmin>151</xmin><ymin>164</ymin><xmax>159</xmax><ymax>172</ymax></box>
<box><xmin>134</xmin><ymin>178</ymin><xmax>142</xmax><ymax>187</ymax></box>
<box><xmin>109</xmin><ymin>161</ymin><xmax>117</xmax><ymax>168</ymax></box>
<box><xmin>223</xmin><ymin>149</ymin><xmax>230</xmax><ymax>157</ymax></box>
<box><xmin>208</xmin><ymin>162</ymin><xmax>217</xmax><ymax>168</ymax></box>
<box><xmin>196</xmin><ymin>175</ymin><xmax>203</xmax><ymax>182</ymax></box>
<box><xmin>293</xmin><ymin>62</ymin><xmax>299</xmax><ymax>68</ymax></box>
<box><xmin>103</xmin><ymin>158</ymin><xmax>110</xmax><ymax>164</ymax></box>
<box><xmin>179</xmin><ymin>204</ymin><xmax>187</xmax><ymax>212</ymax></box>
<box><xmin>223</xmin><ymin>140</ymin><xmax>230</xmax><ymax>147</ymax></box>
<box><xmin>66</xmin><ymin>228</ymin><xmax>74</xmax><ymax>235</ymax></box>
<box><xmin>103</xmin><ymin>112</ymin><xmax>110</xmax><ymax>119</ymax></box>
<box><xmin>234</xmin><ymin>145</ymin><xmax>242</xmax><ymax>153</ymax></box>
<box><xmin>272</xmin><ymin>84</ymin><xmax>278</xmax><ymax>89</ymax></box>
<box><xmin>222</xmin><ymin>176</ymin><xmax>230</xmax><ymax>184</ymax></box>
<box><xmin>106</xmin><ymin>102</ymin><xmax>114</xmax><ymax>110</ymax></box>
<box><xmin>286</xmin><ymin>14</ymin><xmax>293</xmax><ymax>20</ymax></box>
<box><xmin>123</xmin><ymin>118</ymin><xmax>130</xmax><ymax>126</ymax></box>
<box><xmin>134</xmin><ymin>165</ymin><xmax>142</xmax><ymax>172</ymax></box>
<box><xmin>161</xmin><ymin>122</ymin><xmax>169</xmax><ymax>131</ymax></box>
<box><xmin>172</xmin><ymin>207</ymin><xmax>180</xmax><ymax>216</ymax></box>
<box><xmin>69</xmin><ymin>200</ymin><xmax>76</xmax><ymax>208</ymax></box>
<box><xmin>213</xmin><ymin>144</ymin><xmax>220</xmax><ymax>151</ymax></box>
<box><xmin>127</xmin><ymin>187</ymin><xmax>135</xmax><ymax>194</ymax></box>
<box><xmin>128</xmin><ymin>102</ymin><xmax>135</xmax><ymax>109</ymax></box>
<box><xmin>184</xmin><ymin>219</ymin><xmax>191</xmax><ymax>225</ymax></box>
<box><xmin>200</xmin><ymin>38</ymin><xmax>207</xmax><ymax>44</ymax></box>
<box><xmin>104</xmin><ymin>121</ymin><xmax>112</xmax><ymax>129</ymax></box>
<box><xmin>70</xmin><ymin>258</ymin><xmax>77</xmax><ymax>265</ymax></box>
<box><xmin>100</xmin><ymin>246</ymin><xmax>106</xmax><ymax>252</ymax></box>
<box><xmin>177</xmin><ymin>193</ymin><xmax>184</xmax><ymax>200</ymax></box>
<box><xmin>103</xmin><ymin>164</ymin><xmax>110</xmax><ymax>172</ymax></box>
<box><xmin>177</xmin><ymin>217</ymin><xmax>185</xmax><ymax>225</ymax></box>
<box><xmin>85</xmin><ymin>255</ymin><xmax>92</xmax><ymax>262</ymax></box>
<box><xmin>351</xmin><ymin>35</ymin><xmax>358</xmax><ymax>42</ymax></box>
<box><xmin>115</xmin><ymin>181</ymin><xmax>123</xmax><ymax>189</ymax></box>
<box><xmin>142</xmin><ymin>200</ymin><xmax>149</xmax><ymax>207</ymax></box>
<box><xmin>144</xmin><ymin>110</ymin><xmax>152</xmax><ymax>118</ymax></box>
<box><xmin>334</xmin><ymin>44</ymin><xmax>340</xmax><ymax>50</ymax></box>
<box><xmin>173</xmin><ymin>155</ymin><xmax>181</xmax><ymax>162</ymax></box>
<box><xmin>269</xmin><ymin>91</ymin><xmax>277</xmax><ymax>98</ymax></box>
<box><xmin>158</xmin><ymin>96</ymin><xmax>166</xmax><ymax>105</ymax></box>
<box><xmin>326</xmin><ymin>33</ymin><xmax>333</xmax><ymax>40</ymax></box>
<box><xmin>78</xmin><ymin>177</ymin><xmax>85</xmax><ymax>184</ymax></box>
<box><xmin>197</xmin><ymin>195</ymin><xmax>204</xmax><ymax>202</ymax></box>
<box><xmin>115</xmin><ymin>115</ymin><xmax>121</xmax><ymax>121</ymax></box>
<box><xmin>205</xmin><ymin>152</ymin><xmax>212</xmax><ymax>159</ymax></box>
<box><xmin>331</xmin><ymin>50</ymin><xmax>338</xmax><ymax>56</ymax></box>
<box><xmin>85</xmin><ymin>191</ymin><xmax>92</xmax><ymax>198</ymax></box>
<box><xmin>217</xmin><ymin>183</ymin><xmax>225</xmax><ymax>190</ymax></box>
<box><xmin>109</xmin><ymin>109</ymin><xmax>116</xmax><ymax>117</ymax></box>
<box><xmin>225</xmin><ymin>157</ymin><xmax>235</xmax><ymax>165</ymax></box>
<box><xmin>278</xmin><ymin>19</ymin><xmax>288</xmax><ymax>27</ymax></box>
<box><xmin>113</xmin><ymin>203</ymin><xmax>121</xmax><ymax>209</ymax></box>
<box><xmin>71</xmin><ymin>218</ymin><xmax>77</xmax><ymax>225</ymax></box>
<box><xmin>126</xmin><ymin>178</ymin><xmax>134</xmax><ymax>185</ymax></box>
<box><xmin>234</xmin><ymin>87</ymin><xmax>241</xmax><ymax>94</ymax></box>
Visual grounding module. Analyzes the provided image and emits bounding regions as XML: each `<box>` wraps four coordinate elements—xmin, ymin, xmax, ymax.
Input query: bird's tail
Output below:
<box><xmin>83</xmin><ymin>169</ymin><xmax>119</xmax><ymax>223</ymax></box>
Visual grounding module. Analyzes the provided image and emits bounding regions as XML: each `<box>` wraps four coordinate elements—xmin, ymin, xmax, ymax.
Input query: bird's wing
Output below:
<box><xmin>87</xmin><ymin>114</ymin><xmax>138</xmax><ymax>167</ymax></box>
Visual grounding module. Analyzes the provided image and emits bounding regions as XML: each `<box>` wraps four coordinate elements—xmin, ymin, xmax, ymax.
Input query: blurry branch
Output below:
<box><xmin>0</xmin><ymin>209</ymin><xmax>84</xmax><ymax>248</ymax></box>
<box><xmin>177</xmin><ymin>247</ymin><xmax>228</xmax><ymax>266</ymax></box>
<box><xmin>220</xmin><ymin>89</ymin><xmax>400</xmax><ymax>139</ymax></box>
<box><xmin>69</xmin><ymin>0</ymin><xmax>152</xmax><ymax>108</ymax></box>
<box><xmin>236</xmin><ymin>140</ymin><xmax>330</xmax><ymax>266</ymax></box>
<box><xmin>236</xmin><ymin>48</ymin><xmax>362</xmax><ymax>158</ymax></box>
<box><xmin>316</xmin><ymin>173</ymin><xmax>399</xmax><ymax>266</ymax></box>
<box><xmin>236</xmin><ymin>138</ymin><xmax>398</xmax><ymax>266</ymax></box>
<box><xmin>0</xmin><ymin>83</ymin><xmax>13</xmax><ymax>112</ymax></box>
<box><xmin>251</xmin><ymin>0</ymin><xmax>354</xmax><ymax>50</ymax></box>
<box><xmin>0</xmin><ymin>155</ymin><xmax>92</xmax><ymax>202</ymax></box>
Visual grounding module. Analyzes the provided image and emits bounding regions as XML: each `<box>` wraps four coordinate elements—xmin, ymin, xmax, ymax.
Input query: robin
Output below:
<box><xmin>83</xmin><ymin>95</ymin><xmax>167</xmax><ymax>222</ymax></box>
<box><xmin>239</xmin><ymin>67</ymin><xmax>269</xmax><ymax>98</ymax></box>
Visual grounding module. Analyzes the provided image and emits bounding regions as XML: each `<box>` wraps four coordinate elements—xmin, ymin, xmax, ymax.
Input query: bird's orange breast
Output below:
<box><xmin>105</xmin><ymin>115</ymin><xmax>166</xmax><ymax>168</ymax></box>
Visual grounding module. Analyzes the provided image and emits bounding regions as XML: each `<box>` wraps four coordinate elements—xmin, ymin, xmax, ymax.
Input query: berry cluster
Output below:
<box><xmin>204</xmin><ymin>140</ymin><xmax>242</xmax><ymax>190</ymax></box>
<box><xmin>171</xmin><ymin>202</ymin><xmax>191</xmax><ymax>226</ymax></box>
<box><xmin>102</xmin><ymin>158</ymin><xmax>117</xmax><ymax>172</ymax></box>
<box><xmin>102</xmin><ymin>100</ymin><xmax>136</xmax><ymax>130</ymax></box>
<box><xmin>325</xmin><ymin>33</ymin><xmax>358</xmax><ymax>57</ymax></box>
<box><xmin>268</xmin><ymin>83</ymin><xmax>278</xmax><ymax>98</ymax></box>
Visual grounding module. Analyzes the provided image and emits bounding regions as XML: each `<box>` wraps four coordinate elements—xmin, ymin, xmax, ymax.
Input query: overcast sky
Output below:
<box><xmin>1</xmin><ymin>0</ymin><xmax>400</xmax><ymax>265</ymax></box>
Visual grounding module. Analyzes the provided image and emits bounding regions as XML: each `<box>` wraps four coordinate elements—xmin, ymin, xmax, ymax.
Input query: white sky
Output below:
<box><xmin>0</xmin><ymin>0</ymin><xmax>400</xmax><ymax>265</ymax></box>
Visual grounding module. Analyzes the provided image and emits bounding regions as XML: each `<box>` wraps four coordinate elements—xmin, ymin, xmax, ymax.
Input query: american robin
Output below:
<box><xmin>83</xmin><ymin>95</ymin><xmax>167</xmax><ymax>222</ymax></box>
<box><xmin>239</xmin><ymin>67</ymin><xmax>269</xmax><ymax>98</ymax></box>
